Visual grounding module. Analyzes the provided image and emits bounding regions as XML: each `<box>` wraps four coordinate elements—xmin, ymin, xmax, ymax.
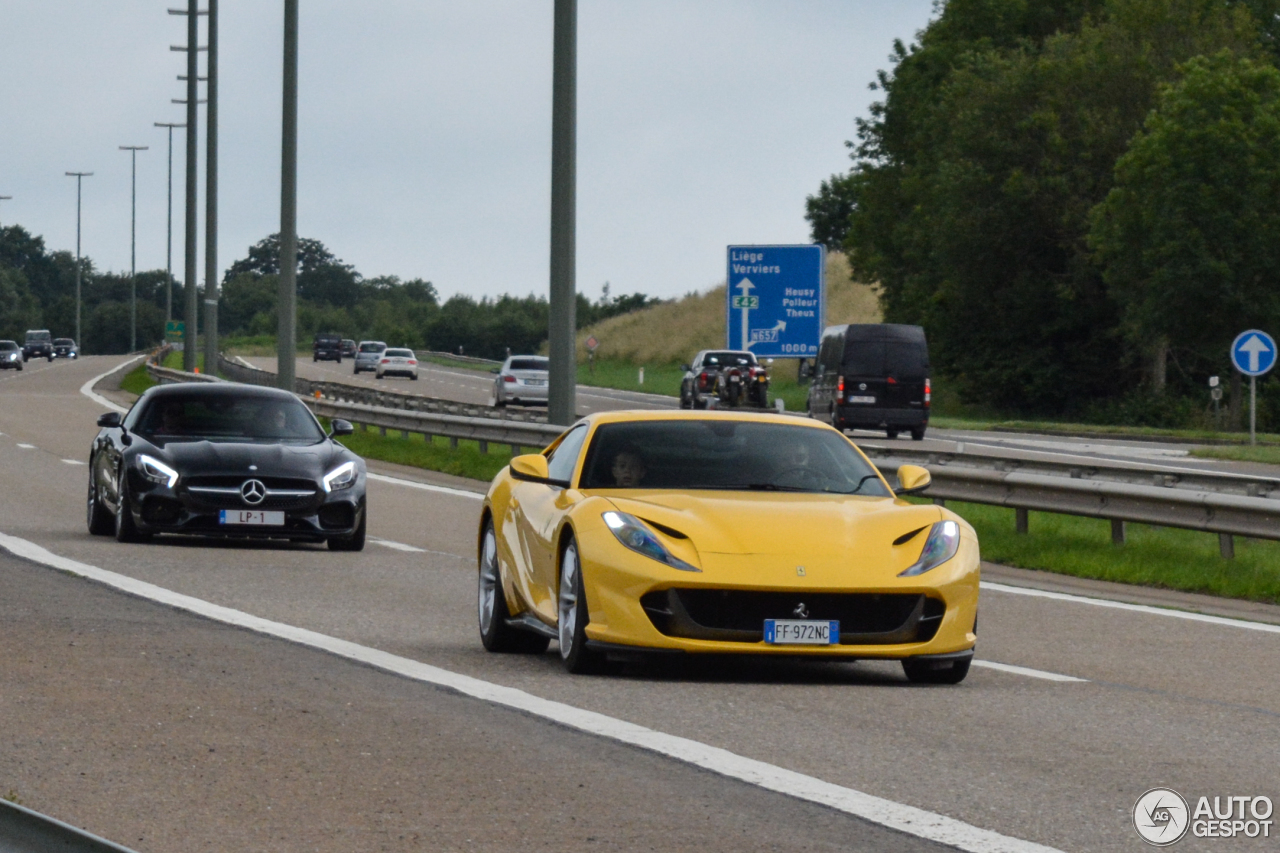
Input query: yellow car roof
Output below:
<box><xmin>577</xmin><ymin>409</ymin><xmax>833</xmax><ymax>430</ymax></box>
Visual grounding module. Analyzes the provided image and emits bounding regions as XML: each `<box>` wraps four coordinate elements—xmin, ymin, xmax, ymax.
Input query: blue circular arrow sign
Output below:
<box><xmin>1231</xmin><ymin>329</ymin><xmax>1277</xmax><ymax>377</ymax></box>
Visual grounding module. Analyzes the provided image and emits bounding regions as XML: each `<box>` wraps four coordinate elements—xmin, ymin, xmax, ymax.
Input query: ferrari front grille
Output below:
<box><xmin>640</xmin><ymin>589</ymin><xmax>944</xmax><ymax>645</ymax></box>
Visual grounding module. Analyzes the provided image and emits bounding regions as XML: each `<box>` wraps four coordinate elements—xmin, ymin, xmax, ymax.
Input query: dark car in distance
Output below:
<box><xmin>0</xmin><ymin>340</ymin><xmax>22</xmax><ymax>370</ymax></box>
<box><xmin>313</xmin><ymin>333</ymin><xmax>343</xmax><ymax>362</ymax></box>
<box><xmin>340</xmin><ymin>338</ymin><xmax>357</xmax><ymax>358</ymax></box>
<box><xmin>53</xmin><ymin>338</ymin><xmax>79</xmax><ymax>359</ymax></box>
<box><xmin>23</xmin><ymin>330</ymin><xmax>53</xmax><ymax>362</ymax></box>
<box><xmin>87</xmin><ymin>383</ymin><xmax>367</xmax><ymax>550</ymax></box>
<box><xmin>807</xmin><ymin>324</ymin><xmax>930</xmax><ymax>440</ymax></box>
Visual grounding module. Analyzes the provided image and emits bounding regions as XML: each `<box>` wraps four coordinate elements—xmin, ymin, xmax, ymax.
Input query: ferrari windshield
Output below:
<box><xmin>579</xmin><ymin>420</ymin><xmax>891</xmax><ymax>495</ymax></box>
<box><xmin>135</xmin><ymin>393</ymin><xmax>326</xmax><ymax>443</ymax></box>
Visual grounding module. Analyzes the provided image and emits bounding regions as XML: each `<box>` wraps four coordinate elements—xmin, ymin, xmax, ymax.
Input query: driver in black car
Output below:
<box><xmin>158</xmin><ymin>402</ymin><xmax>185</xmax><ymax>434</ymax></box>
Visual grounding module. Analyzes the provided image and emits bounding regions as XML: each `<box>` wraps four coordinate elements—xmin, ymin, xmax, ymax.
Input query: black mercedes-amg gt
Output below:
<box><xmin>87</xmin><ymin>383</ymin><xmax>367</xmax><ymax>550</ymax></box>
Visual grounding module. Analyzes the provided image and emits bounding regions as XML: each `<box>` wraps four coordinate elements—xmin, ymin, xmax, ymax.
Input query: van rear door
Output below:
<box><xmin>840</xmin><ymin>340</ymin><xmax>886</xmax><ymax>407</ymax></box>
<box><xmin>882</xmin><ymin>341</ymin><xmax>927</xmax><ymax>409</ymax></box>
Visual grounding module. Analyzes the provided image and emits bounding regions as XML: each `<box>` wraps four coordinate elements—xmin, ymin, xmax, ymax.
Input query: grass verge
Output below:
<box><xmin>421</xmin><ymin>354</ymin><xmax>497</xmax><ymax>373</ymax></box>
<box><xmin>119</xmin><ymin>362</ymin><xmax>155</xmax><ymax>396</ymax></box>
<box><xmin>329</xmin><ymin>422</ymin><xmax>512</xmax><ymax>482</ymax></box>
<box><xmin>939</xmin><ymin>499</ymin><xmax>1280</xmax><ymax>604</ymax></box>
<box><xmin>1191</xmin><ymin>445</ymin><xmax>1280</xmax><ymax>464</ymax></box>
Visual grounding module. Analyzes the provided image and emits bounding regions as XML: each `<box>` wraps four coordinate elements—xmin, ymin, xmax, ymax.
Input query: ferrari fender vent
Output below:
<box><xmin>641</xmin><ymin>589</ymin><xmax>946</xmax><ymax>645</ymax></box>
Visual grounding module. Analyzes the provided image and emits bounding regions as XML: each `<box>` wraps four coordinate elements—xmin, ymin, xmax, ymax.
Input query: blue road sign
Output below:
<box><xmin>726</xmin><ymin>245</ymin><xmax>824</xmax><ymax>357</ymax></box>
<box><xmin>1230</xmin><ymin>329</ymin><xmax>1277</xmax><ymax>377</ymax></box>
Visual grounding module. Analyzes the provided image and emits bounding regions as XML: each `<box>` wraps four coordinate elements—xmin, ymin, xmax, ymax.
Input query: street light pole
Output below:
<box><xmin>0</xmin><ymin>195</ymin><xmax>11</xmax><ymax>228</ymax></box>
<box><xmin>170</xmin><ymin>1</ymin><xmax>206</xmax><ymax>371</ymax></box>
<box><xmin>64</xmin><ymin>172</ymin><xmax>93</xmax><ymax>347</ymax></box>
<box><xmin>120</xmin><ymin>146</ymin><xmax>149</xmax><ymax>352</ymax></box>
<box><xmin>154</xmin><ymin>122</ymin><xmax>185</xmax><ymax>325</ymax></box>
<box><xmin>203</xmin><ymin>0</ymin><xmax>219</xmax><ymax>377</ymax></box>
<box><xmin>547</xmin><ymin>0</ymin><xmax>578</xmax><ymax>426</ymax></box>
<box><xmin>277</xmin><ymin>0</ymin><xmax>299</xmax><ymax>393</ymax></box>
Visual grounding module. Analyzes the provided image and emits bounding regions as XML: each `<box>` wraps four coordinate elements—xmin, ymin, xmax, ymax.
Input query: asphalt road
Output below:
<box><xmin>1</xmin><ymin>354</ymin><xmax>1278</xmax><ymax>852</ymax></box>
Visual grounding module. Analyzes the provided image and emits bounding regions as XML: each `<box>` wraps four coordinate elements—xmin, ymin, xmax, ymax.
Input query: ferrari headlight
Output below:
<box><xmin>602</xmin><ymin>511</ymin><xmax>699</xmax><ymax>572</ymax></box>
<box><xmin>323</xmin><ymin>460</ymin><xmax>357</xmax><ymax>493</ymax></box>
<box><xmin>898</xmin><ymin>520</ymin><xmax>960</xmax><ymax>577</ymax></box>
<box><xmin>137</xmin><ymin>454</ymin><xmax>179</xmax><ymax>488</ymax></box>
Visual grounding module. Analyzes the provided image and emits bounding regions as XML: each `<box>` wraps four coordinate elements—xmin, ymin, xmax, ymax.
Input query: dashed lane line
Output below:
<box><xmin>971</xmin><ymin>661</ymin><xmax>1087</xmax><ymax>683</ymax></box>
<box><xmin>16</xmin><ymin>444</ymin><xmax>34</xmax><ymax>449</ymax></box>
<box><xmin>0</xmin><ymin>529</ymin><xmax>1061</xmax><ymax>853</ymax></box>
<box><xmin>368</xmin><ymin>536</ymin><xmax>427</xmax><ymax>553</ymax></box>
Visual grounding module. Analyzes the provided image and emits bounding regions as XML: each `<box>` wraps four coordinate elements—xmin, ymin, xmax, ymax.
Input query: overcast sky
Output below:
<box><xmin>1</xmin><ymin>1</ymin><xmax>936</xmax><ymax>302</ymax></box>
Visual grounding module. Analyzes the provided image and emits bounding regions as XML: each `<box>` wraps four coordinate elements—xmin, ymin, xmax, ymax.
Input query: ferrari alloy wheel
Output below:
<box><xmin>86</xmin><ymin>464</ymin><xmax>113</xmax><ymax>536</ymax></box>
<box><xmin>478</xmin><ymin>522</ymin><xmax>549</xmax><ymax>653</ymax></box>
<box><xmin>557</xmin><ymin>537</ymin><xmax>601</xmax><ymax>673</ymax></box>
<box><xmin>902</xmin><ymin>656</ymin><xmax>971</xmax><ymax>685</ymax></box>
<box><xmin>113</xmin><ymin>472</ymin><xmax>149</xmax><ymax>543</ymax></box>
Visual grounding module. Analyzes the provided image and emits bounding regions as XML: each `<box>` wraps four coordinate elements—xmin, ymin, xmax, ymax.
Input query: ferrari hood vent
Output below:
<box><xmin>641</xmin><ymin>517</ymin><xmax>689</xmax><ymax>540</ymax></box>
<box><xmin>893</xmin><ymin>526</ymin><xmax>928</xmax><ymax>546</ymax></box>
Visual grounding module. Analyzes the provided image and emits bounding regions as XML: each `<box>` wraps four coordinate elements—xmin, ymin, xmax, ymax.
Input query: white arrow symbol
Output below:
<box><xmin>1239</xmin><ymin>334</ymin><xmax>1273</xmax><ymax>373</ymax></box>
<box><xmin>736</xmin><ymin>278</ymin><xmax>755</xmax><ymax>350</ymax></box>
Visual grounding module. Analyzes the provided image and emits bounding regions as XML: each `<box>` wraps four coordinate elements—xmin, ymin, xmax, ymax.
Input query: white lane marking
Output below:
<box><xmin>368</xmin><ymin>536</ymin><xmax>426</xmax><ymax>553</ymax></box>
<box><xmin>80</xmin><ymin>355</ymin><xmax>145</xmax><ymax>413</ymax></box>
<box><xmin>62</xmin><ymin>459</ymin><xmax>86</xmax><ymax>466</ymax></box>
<box><xmin>972</xmin><ymin>661</ymin><xmax>1087</xmax><ymax>683</ymax></box>
<box><xmin>0</xmin><ymin>531</ymin><xmax>1059</xmax><ymax>853</ymax></box>
<box><xmin>16</xmin><ymin>444</ymin><xmax>35</xmax><ymax>449</ymax></box>
<box><xmin>982</xmin><ymin>581</ymin><xmax>1280</xmax><ymax>634</ymax></box>
<box><xmin>366</xmin><ymin>471</ymin><xmax>485</xmax><ymax>501</ymax></box>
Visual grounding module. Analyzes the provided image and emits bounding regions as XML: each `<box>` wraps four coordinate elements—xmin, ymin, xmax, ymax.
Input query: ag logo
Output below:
<box><xmin>1134</xmin><ymin>788</ymin><xmax>1190</xmax><ymax>846</ymax></box>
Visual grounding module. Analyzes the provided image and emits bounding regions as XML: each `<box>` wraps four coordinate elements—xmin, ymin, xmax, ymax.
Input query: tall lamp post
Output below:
<box><xmin>277</xmin><ymin>0</ymin><xmax>299</xmax><ymax>392</ymax></box>
<box><xmin>203</xmin><ymin>0</ymin><xmax>219</xmax><ymax>378</ymax></box>
<box><xmin>547</xmin><ymin>0</ymin><xmax>578</xmax><ymax>425</ymax></box>
<box><xmin>0</xmin><ymin>195</ymin><xmax>11</xmax><ymax>228</ymax></box>
<box><xmin>170</xmin><ymin>0</ymin><xmax>206</xmax><ymax>371</ymax></box>
<box><xmin>65</xmin><ymin>172</ymin><xmax>93</xmax><ymax>347</ymax></box>
<box><xmin>120</xmin><ymin>146</ymin><xmax>149</xmax><ymax>352</ymax></box>
<box><xmin>154</xmin><ymin>122</ymin><xmax>185</xmax><ymax>324</ymax></box>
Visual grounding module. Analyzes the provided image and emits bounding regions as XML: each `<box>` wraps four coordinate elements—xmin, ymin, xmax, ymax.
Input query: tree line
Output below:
<box><xmin>0</xmin><ymin>227</ymin><xmax>662</xmax><ymax>360</ymax></box>
<box><xmin>808</xmin><ymin>0</ymin><xmax>1280</xmax><ymax>428</ymax></box>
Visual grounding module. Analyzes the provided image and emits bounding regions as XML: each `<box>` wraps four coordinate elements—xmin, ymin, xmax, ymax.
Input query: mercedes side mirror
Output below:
<box><xmin>97</xmin><ymin>412</ymin><xmax>122</xmax><ymax>428</ymax></box>
<box><xmin>330</xmin><ymin>419</ymin><xmax>355</xmax><ymax>437</ymax></box>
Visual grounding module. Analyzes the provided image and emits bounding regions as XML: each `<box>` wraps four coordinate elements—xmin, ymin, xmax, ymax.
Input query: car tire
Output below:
<box><xmin>22</xmin><ymin>354</ymin><xmax>28</xmax><ymax>362</ymax></box>
<box><xmin>328</xmin><ymin>509</ymin><xmax>366</xmax><ymax>552</ymax></box>
<box><xmin>47</xmin><ymin>355</ymin><xmax>53</xmax><ymax>362</ymax></box>
<box><xmin>557</xmin><ymin>536</ymin><xmax>603</xmax><ymax>674</ymax></box>
<box><xmin>16</xmin><ymin>362</ymin><xmax>22</xmax><ymax>371</ymax></box>
<box><xmin>410</xmin><ymin>373</ymin><xmax>418</xmax><ymax>381</ymax></box>
<box><xmin>478</xmin><ymin>521</ymin><xmax>551</xmax><ymax>654</ymax></box>
<box><xmin>86</xmin><ymin>464</ymin><xmax>113</xmax><ymax>536</ymax></box>
<box><xmin>911</xmin><ymin>427</ymin><xmax>926</xmax><ymax>441</ymax></box>
<box><xmin>114</xmin><ymin>474</ymin><xmax>150</xmax><ymax>543</ymax></box>
<box><xmin>829</xmin><ymin>407</ymin><xmax>842</xmax><ymax>432</ymax></box>
<box><xmin>902</xmin><ymin>656</ymin><xmax>971</xmax><ymax>685</ymax></box>
<box><xmin>886</xmin><ymin>428</ymin><xmax>899</xmax><ymax>439</ymax></box>
<box><xmin>337</xmin><ymin>356</ymin><xmax>342</xmax><ymax>364</ymax></box>
<box><xmin>353</xmin><ymin>367</ymin><xmax>360</xmax><ymax>375</ymax></box>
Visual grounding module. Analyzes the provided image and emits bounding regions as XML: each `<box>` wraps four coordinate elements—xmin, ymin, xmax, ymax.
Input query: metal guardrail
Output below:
<box><xmin>143</xmin><ymin>362</ymin><xmax>1279</xmax><ymax>552</ymax></box>
<box><xmin>215</xmin><ymin>355</ymin><xmax>554</xmax><ymax>423</ymax></box>
<box><xmin>859</xmin><ymin>444</ymin><xmax>1279</xmax><ymax>498</ymax></box>
<box><xmin>0</xmin><ymin>798</ymin><xmax>139</xmax><ymax>853</ymax></box>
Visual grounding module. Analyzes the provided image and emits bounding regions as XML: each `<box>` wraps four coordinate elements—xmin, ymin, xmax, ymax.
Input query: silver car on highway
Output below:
<box><xmin>491</xmin><ymin>355</ymin><xmax>549</xmax><ymax>406</ymax></box>
<box><xmin>353</xmin><ymin>341</ymin><xmax>386</xmax><ymax>375</ymax></box>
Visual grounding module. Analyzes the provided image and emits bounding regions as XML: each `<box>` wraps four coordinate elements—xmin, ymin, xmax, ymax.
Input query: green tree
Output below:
<box><xmin>1090</xmin><ymin>50</ymin><xmax>1280</xmax><ymax>416</ymax></box>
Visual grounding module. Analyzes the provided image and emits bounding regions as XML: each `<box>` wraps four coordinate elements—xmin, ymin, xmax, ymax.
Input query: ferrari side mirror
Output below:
<box><xmin>896</xmin><ymin>465</ymin><xmax>932</xmax><ymax>495</ymax></box>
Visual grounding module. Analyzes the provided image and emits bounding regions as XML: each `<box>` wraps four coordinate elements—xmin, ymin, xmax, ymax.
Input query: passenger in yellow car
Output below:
<box><xmin>611</xmin><ymin>449</ymin><xmax>647</xmax><ymax>487</ymax></box>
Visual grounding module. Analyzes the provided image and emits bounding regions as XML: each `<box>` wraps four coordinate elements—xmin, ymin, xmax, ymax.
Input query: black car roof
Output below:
<box><xmin>140</xmin><ymin>382</ymin><xmax>302</xmax><ymax>403</ymax></box>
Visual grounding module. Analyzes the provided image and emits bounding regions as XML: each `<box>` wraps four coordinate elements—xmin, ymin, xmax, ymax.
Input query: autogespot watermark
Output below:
<box><xmin>1133</xmin><ymin>788</ymin><xmax>1274</xmax><ymax>845</ymax></box>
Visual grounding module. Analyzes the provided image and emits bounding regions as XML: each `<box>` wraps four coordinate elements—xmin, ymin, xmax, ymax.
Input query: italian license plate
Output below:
<box><xmin>764</xmin><ymin>619</ymin><xmax>840</xmax><ymax>645</ymax></box>
<box><xmin>848</xmin><ymin>395</ymin><xmax>876</xmax><ymax>404</ymax></box>
<box><xmin>219</xmin><ymin>510</ymin><xmax>284</xmax><ymax>526</ymax></box>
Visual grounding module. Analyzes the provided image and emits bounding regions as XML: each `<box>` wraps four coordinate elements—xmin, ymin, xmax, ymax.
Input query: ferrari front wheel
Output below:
<box><xmin>478</xmin><ymin>522</ymin><xmax>549</xmax><ymax>653</ymax></box>
<box><xmin>902</xmin><ymin>655</ymin><xmax>971</xmax><ymax>685</ymax></box>
<box><xmin>557</xmin><ymin>536</ymin><xmax>602</xmax><ymax>673</ymax></box>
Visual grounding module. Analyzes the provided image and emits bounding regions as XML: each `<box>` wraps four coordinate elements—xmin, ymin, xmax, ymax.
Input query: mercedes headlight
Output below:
<box><xmin>137</xmin><ymin>454</ymin><xmax>179</xmax><ymax>488</ymax></box>
<box><xmin>602</xmin><ymin>511</ymin><xmax>699</xmax><ymax>572</ymax></box>
<box><xmin>323</xmin><ymin>460</ymin><xmax>357</xmax><ymax>493</ymax></box>
<box><xmin>898</xmin><ymin>520</ymin><xmax>960</xmax><ymax>577</ymax></box>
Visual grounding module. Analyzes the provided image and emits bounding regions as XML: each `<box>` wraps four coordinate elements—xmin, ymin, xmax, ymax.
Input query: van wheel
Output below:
<box><xmin>911</xmin><ymin>427</ymin><xmax>926</xmax><ymax>441</ymax></box>
<box><xmin>886</xmin><ymin>428</ymin><xmax>899</xmax><ymax>439</ymax></box>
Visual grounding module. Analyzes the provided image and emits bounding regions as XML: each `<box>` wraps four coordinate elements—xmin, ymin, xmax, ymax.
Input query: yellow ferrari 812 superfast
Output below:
<box><xmin>478</xmin><ymin>410</ymin><xmax>979</xmax><ymax>683</ymax></box>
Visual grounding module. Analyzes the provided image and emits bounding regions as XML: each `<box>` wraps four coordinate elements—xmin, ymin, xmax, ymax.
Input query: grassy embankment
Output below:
<box><xmin>935</xmin><ymin>499</ymin><xmax>1280</xmax><ymax>605</ymax></box>
<box><xmin>322</xmin><ymin>419</ymin><xmax>513</xmax><ymax>482</ymax></box>
<box><xmin>573</xmin><ymin>252</ymin><xmax>881</xmax><ymax>411</ymax></box>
